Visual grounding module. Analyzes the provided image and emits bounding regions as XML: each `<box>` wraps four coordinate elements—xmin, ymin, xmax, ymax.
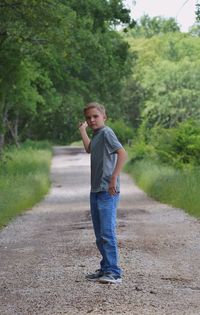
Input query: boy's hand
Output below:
<box><xmin>78</xmin><ymin>121</ymin><xmax>90</xmax><ymax>153</ymax></box>
<box><xmin>79</xmin><ymin>121</ymin><xmax>88</xmax><ymax>131</ymax></box>
<box><xmin>108</xmin><ymin>176</ymin><xmax>117</xmax><ymax>195</ymax></box>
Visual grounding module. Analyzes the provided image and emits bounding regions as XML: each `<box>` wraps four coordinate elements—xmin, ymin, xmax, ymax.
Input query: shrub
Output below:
<box><xmin>129</xmin><ymin>119</ymin><xmax>200</xmax><ymax>169</ymax></box>
<box><xmin>150</xmin><ymin>120</ymin><xmax>200</xmax><ymax>168</ymax></box>
<box><xmin>107</xmin><ymin>119</ymin><xmax>135</xmax><ymax>145</ymax></box>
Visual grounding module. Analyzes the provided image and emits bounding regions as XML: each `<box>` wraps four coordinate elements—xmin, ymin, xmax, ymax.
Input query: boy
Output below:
<box><xmin>79</xmin><ymin>102</ymin><xmax>127</xmax><ymax>284</ymax></box>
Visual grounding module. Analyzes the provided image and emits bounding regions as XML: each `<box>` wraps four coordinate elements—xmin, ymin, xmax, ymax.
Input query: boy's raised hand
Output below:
<box><xmin>79</xmin><ymin>121</ymin><xmax>88</xmax><ymax>130</ymax></box>
<box><xmin>79</xmin><ymin>121</ymin><xmax>90</xmax><ymax>153</ymax></box>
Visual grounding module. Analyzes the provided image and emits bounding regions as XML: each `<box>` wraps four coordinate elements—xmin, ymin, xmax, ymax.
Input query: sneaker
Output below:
<box><xmin>85</xmin><ymin>269</ymin><xmax>104</xmax><ymax>281</ymax></box>
<box><xmin>98</xmin><ymin>272</ymin><xmax>122</xmax><ymax>284</ymax></box>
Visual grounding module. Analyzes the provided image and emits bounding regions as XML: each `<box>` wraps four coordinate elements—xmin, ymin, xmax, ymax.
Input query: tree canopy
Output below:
<box><xmin>122</xmin><ymin>18</ymin><xmax>200</xmax><ymax>130</ymax></box>
<box><xmin>0</xmin><ymin>0</ymin><xmax>133</xmax><ymax>152</ymax></box>
<box><xmin>129</xmin><ymin>15</ymin><xmax>180</xmax><ymax>38</ymax></box>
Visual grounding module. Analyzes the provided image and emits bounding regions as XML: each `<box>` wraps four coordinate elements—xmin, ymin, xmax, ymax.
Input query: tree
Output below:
<box><xmin>0</xmin><ymin>0</ymin><xmax>76</xmax><ymax>151</ymax></box>
<box><xmin>141</xmin><ymin>59</ymin><xmax>200</xmax><ymax>128</ymax></box>
<box><xmin>123</xmin><ymin>32</ymin><xmax>200</xmax><ymax>130</ymax></box>
<box><xmin>196</xmin><ymin>1</ymin><xmax>200</xmax><ymax>22</ymax></box>
<box><xmin>129</xmin><ymin>15</ymin><xmax>180</xmax><ymax>38</ymax></box>
<box><xmin>189</xmin><ymin>1</ymin><xmax>200</xmax><ymax>36</ymax></box>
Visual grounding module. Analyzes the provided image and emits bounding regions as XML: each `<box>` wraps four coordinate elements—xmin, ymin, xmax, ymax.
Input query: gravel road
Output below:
<box><xmin>0</xmin><ymin>146</ymin><xmax>200</xmax><ymax>315</ymax></box>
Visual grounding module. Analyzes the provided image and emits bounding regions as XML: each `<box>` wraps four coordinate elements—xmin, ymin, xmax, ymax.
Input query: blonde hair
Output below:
<box><xmin>83</xmin><ymin>102</ymin><xmax>107</xmax><ymax>118</ymax></box>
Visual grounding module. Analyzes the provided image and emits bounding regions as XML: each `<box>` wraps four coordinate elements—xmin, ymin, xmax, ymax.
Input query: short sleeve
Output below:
<box><xmin>104</xmin><ymin>128</ymin><xmax>122</xmax><ymax>154</ymax></box>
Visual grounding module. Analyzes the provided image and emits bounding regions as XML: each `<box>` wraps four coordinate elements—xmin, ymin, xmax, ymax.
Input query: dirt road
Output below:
<box><xmin>0</xmin><ymin>147</ymin><xmax>200</xmax><ymax>315</ymax></box>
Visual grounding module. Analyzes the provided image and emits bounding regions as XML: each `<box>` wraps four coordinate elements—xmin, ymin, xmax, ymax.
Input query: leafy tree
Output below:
<box><xmin>190</xmin><ymin>1</ymin><xmax>200</xmax><ymax>36</ymax></box>
<box><xmin>196</xmin><ymin>2</ymin><xmax>200</xmax><ymax>22</ymax></box>
<box><xmin>141</xmin><ymin>59</ymin><xmax>200</xmax><ymax>128</ymax></box>
<box><xmin>129</xmin><ymin>15</ymin><xmax>180</xmax><ymax>38</ymax></box>
<box><xmin>120</xmin><ymin>75</ymin><xmax>145</xmax><ymax>128</ymax></box>
<box><xmin>123</xmin><ymin>32</ymin><xmax>200</xmax><ymax>129</ymax></box>
<box><xmin>0</xmin><ymin>0</ymin><xmax>76</xmax><ymax>151</ymax></box>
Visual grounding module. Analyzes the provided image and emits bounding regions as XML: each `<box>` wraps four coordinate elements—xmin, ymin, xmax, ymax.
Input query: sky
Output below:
<box><xmin>123</xmin><ymin>0</ymin><xmax>197</xmax><ymax>32</ymax></box>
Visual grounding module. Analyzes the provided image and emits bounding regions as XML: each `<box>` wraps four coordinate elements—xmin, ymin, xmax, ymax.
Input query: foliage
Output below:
<box><xmin>127</xmin><ymin>140</ymin><xmax>155</xmax><ymax>163</ymax></box>
<box><xmin>129</xmin><ymin>15</ymin><xmax>180</xmax><ymax>38</ymax></box>
<box><xmin>128</xmin><ymin>120</ymin><xmax>200</xmax><ymax>169</ymax></box>
<box><xmin>190</xmin><ymin>2</ymin><xmax>200</xmax><ymax>36</ymax></box>
<box><xmin>106</xmin><ymin>119</ymin><xmax>135</xmax><ymax>144</ymax></box>
<box><xmin>141</xmin><ymin>59</ymin><xmax>200</xmax><ymax>127</ymax></box>
<box><xmin>196</xmin><ymin>2</ymin><xmax>200</xmax><ymax>22</ymax></box>
<box><xmin>150</xmin><ymin>120</ymin><xmax>200</xmax><ymax>167</ymax></box>
<box><xmin>124</xmin><ymin>30</ymin><xmax>200</xmax><ymax>129</ymax></box>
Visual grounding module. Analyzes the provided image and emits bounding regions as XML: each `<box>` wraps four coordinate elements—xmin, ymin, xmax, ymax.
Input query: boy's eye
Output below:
<box><xmin>86</xmin><ymin>115</ymin><xmax>99</xmax><ymax>119</ymax></box>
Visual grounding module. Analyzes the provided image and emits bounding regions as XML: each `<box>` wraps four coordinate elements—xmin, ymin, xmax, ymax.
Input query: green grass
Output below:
<box><xmin>125</xmin><ymin>159</ymin><xmax>200</xmax><ymax>218</ymax></box>
<box><xmin>69</xmin><ymin>140</ymin><xmax>83</xmax><ymax>147</ymax></box>
<box><xmin>0</xmin><ymin>140</ymin><xmax>52</xmax><ymax>228</ymax></box>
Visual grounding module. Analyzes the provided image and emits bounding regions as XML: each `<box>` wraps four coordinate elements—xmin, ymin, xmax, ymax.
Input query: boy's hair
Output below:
<box><xmin>83</xmin><ymin>102</ymin><xmax>107</xmax><ymax>117</ymax></box>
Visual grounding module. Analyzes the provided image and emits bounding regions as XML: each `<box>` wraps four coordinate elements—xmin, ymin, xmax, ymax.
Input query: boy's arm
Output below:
<box><xmin>79</xmin><ymin>122</ymin><xmax>91</xmax><ymax>153</ymax></box>
<box><xmin>108</xmin><ymin>147</ymin><xmax>127</xmax><ymax>195</ymax></box>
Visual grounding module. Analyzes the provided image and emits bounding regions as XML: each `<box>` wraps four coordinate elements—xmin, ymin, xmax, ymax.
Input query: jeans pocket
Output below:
<box><xmin>98</xmin><ymin>191</ymin><xmax>113</xmax><ymax>200</ymax></box>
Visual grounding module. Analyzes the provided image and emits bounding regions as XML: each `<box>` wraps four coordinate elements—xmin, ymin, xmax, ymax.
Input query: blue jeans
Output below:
<box><xmin>90</xmin><ymin>191</ymin><xmax>121</xmax><ymax>276</ymax></box>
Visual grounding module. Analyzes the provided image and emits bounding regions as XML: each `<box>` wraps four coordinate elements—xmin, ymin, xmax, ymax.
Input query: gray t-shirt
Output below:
<box><xmin>90</xmin><ymin>126</ymin><xmax>122</xmax><ymax>193</ymax></box>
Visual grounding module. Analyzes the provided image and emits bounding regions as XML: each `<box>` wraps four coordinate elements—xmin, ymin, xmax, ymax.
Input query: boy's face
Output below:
<box><xmin>85</xmin><ymin>108</ymin><xmax>106</xmax><ymax>130</ymax></box>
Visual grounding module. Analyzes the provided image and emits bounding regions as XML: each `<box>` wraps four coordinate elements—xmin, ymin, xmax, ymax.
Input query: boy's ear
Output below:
<box><xmin>104</xmin><ymin>114</ymin><xmax>107</xmax><ymax>121</ymax></box>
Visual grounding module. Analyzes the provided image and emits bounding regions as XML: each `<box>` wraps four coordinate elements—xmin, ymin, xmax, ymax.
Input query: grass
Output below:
<box><xmin>125</xmin><ymin>159</ymin><xmax>200</xmax><ymax>218</ymax></box>
<box><xmin>0</xmin><ymin>140</ymin><xmax>52</xmax><ymax>228</ymax></box>
<box><xmin>69</xmin><ymin>140</ymin><xmax>83</xmax><ymax>147</ymax></box>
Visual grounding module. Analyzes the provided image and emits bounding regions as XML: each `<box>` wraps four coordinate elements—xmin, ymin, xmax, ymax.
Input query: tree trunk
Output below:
<box><xmin>0</xmin><ymin>93</ymin><xmax>7</xmax><ymax>158</ymax></box>
<box><xmin>13</xmin><ymin>114</ymin><xmax>20</xmax><ymax>148</ymax></box>
<box><xmin>6</xmin><ymin>113</ymin><xmax>20</xmax><ymax>149</ymax></box>
<box><xmin>0</xmin><ymin>132</ymin><xmax>4</xmax><ymax>159</ymax></box>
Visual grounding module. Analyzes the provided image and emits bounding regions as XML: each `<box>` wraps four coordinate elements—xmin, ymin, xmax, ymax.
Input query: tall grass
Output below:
<box><xmin>125</xmin><ymin>159</ymin><xmax>200</xmax><ymax>218</ymax></box>
<box><xmin>0</xmin><ymin>141</ymin><xmax>52</xmax><ymax>228</ymax></box>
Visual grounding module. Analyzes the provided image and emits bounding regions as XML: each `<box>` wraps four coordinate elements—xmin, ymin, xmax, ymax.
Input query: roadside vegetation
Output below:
<box><xmin>125</xmin><ymin>159</ymin><xmax>200</xmax><ymax>218</ymax></box>
<box><xmin>0</xmin><ymin>141</ymin><xmax>52</xmax><ymax>228</ymax></box>
<box><xmin>121</xmin><ymin>15</ymin><xmax>200</xmax><ymax>218</ymax></box>
<box><xmin>125</xmin><ymin>120</ymin><xmax>200</xmax><ymax>217</ymax></box>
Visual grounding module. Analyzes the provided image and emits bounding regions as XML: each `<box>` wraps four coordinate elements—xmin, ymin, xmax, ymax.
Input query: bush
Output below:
<box><xmin>106</xmin><ymin>119</ymin><xmax>135</xmax><ymax>145</ymax></box>
<box><xmin>150</xmin><ymin>120</ymin><xmax>200</xmax><ymax>168</ymax></box>
<box><xmin>127</xmin><ymin>140</ymin><xmax>155</xmax><ymax>163</ymax></box>
<box><xmin>129</xmin><ymin>119</ymin><xmax>200</xmax><ymax>168</ymax></box>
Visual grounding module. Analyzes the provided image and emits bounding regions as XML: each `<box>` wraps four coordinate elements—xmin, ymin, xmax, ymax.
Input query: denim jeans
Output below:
<box><xmin>90</xmin><ymin>191</ymin><xmax>121</xmax><ymax>276</ymax></box>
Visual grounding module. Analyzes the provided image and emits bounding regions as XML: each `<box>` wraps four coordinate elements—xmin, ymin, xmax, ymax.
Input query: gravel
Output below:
<box><xmin>0</xmin><ymin>146</ymin><xmax>200</xmax><ymax>315</ymax></box>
